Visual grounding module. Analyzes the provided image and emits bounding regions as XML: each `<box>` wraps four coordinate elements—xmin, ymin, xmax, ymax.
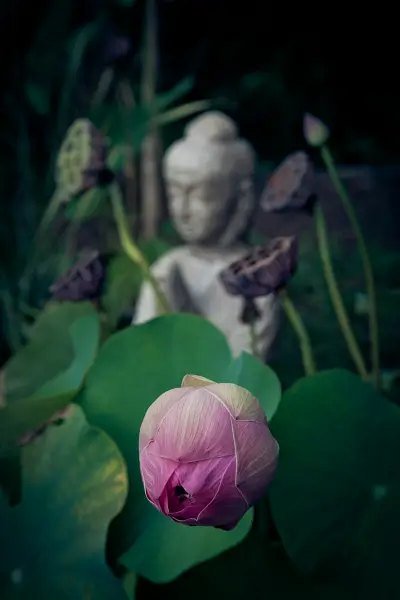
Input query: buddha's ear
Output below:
<box><xmin>219</xmin><ymin>177</ymin><xmax>255</xmax><ymax>247</ymax></box>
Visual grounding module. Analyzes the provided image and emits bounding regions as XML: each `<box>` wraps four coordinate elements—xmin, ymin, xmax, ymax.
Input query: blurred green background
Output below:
<box><xmin>1</xmin><ymin>0</ymin><xmax>399</xmax><ymax>392</ymax></box>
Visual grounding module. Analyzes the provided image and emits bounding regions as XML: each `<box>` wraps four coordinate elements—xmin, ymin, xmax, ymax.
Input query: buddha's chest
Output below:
<box><xmin>176</xmin><ymin>248</ymin><xmax>246</xmax><ymax>310</ymax></box>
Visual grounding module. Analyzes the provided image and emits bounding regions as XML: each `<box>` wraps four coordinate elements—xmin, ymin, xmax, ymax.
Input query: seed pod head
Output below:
<box><xmin>49</xmin><ymin>249</ymin><xmax>106</xmax><ymax>303</ymax></box>
<box><xmin>219</xmin><ymin>236</ymin><xmax>298</xmax><ymax>299</ymax></box>
<box><xmin>261</xmin><ymin>151</ymin><xmax>316</xmax><ymax>213</ymax></box>
<box><xmin>55</xmin><ymin>119</ymin><xmax>108</xmax><ymax>201</ymax></box>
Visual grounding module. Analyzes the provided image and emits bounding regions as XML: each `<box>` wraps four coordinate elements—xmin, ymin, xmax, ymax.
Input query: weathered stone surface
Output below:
<box><xmin>134</xmin><ymin>111</ymin><xmax>280</xmax><ymax>360</ymax></box>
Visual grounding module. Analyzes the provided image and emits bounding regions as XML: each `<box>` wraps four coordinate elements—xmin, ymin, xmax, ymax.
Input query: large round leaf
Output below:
<box><xmin>120</xmin><ymin>507</ymin><xmax>253</xmax><ymax>584</ymax></box>
<box><xmin>79</xmin><ymin>314</ymin><xmax>232</xmax><ymax>554</ymax></box>
<box><xmin>269</xmin><ymin>369</ymin><xmax>400</xmax><ymax>574</ymax></box>
<box><xmin>80</xmin><ymin>314</ymin><xmax>282</xmax><ymax>579</ymax></box>
<box><xmin>136</xmin><ymin>528</ymin><xmax>352</xmax><ymax>600</ymax></box>
<box><xmin>0</xmin><ymin>405</ymin><xmax>128</xmax><ymax>599</ymax></box>
<box><xmin>1</xmin><ymin>302</ymin><xmax>100</xmax><ymax>442</ymax></box>
<box><xmin>222</xmin><ymin>352</ymin><xmax>281</xmax><ymax>420</ymax></box>
<box><xmin>344</xmin><ymin>484</ymin><xmax>400</xmax><ymax>600</ymax></box>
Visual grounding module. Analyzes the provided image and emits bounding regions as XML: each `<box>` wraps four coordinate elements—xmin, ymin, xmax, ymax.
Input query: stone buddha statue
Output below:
<box><xmin>133</xmin><ymin>111</ymin><xmax>280</xmax><ymax>360</ymax></box>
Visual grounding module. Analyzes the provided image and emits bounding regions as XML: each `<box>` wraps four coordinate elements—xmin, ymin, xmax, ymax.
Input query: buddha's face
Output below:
<box><xmin>166</xmin><ymin>170</ymin><xmax>236</xmax><ymax>244</ymax></box>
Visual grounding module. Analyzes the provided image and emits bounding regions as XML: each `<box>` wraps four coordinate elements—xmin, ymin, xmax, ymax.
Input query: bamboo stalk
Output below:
<box><xmin>140</xmin><ymin>0</ymin><xmax>162</xmax><ymax>239</ymax></box>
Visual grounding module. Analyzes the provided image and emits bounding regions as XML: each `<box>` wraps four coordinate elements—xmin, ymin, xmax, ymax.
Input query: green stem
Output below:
<box><xmin>19</xmin><ymin>190</ymin><xmax>63</xmax><ymax>300</ymax></box>
<box><xmin>315</xmin><ymin>203</ymin><xmax>368</xmax><ymax>380</ymax></box>
<box><xmin>280</xmin><ymin>290</ymin><xmax>317</xmax><ymax>376</ymax></box>
<box><xmin>36</xmin><ymin>190</ymin><xmax>64</xmax><ymax>239</ymax></box>
<box><xmin>321</xmin><ymin>145</ymin><xmax>380</xmax><ymax>389</ymax></box>
<box><xmin>109</xmin><ymin>182</ymin><xmax>170</xmax><ymax>315</ymax></box>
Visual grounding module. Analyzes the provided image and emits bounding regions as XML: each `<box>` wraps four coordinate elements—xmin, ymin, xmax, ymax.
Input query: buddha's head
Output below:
<box><xmin>163</xmin><ymin>111</ymin><xmax>256</xmax><ymax>246</ymax></box>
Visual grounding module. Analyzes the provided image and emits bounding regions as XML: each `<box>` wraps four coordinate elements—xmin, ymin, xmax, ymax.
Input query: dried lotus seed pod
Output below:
<box><xmin>260</xmin><ymin>151</ymin><xmax>316</xmax><ymax>213</ymax></box>
<box><xmin>49</xmin><ymin>249</ymin><xmax>106</xmax><ymax>302</ymax></box>
<box><xmin>219</xmin><ymin>236</ymin><xmax>298</xmax><ymax>299</ymax></box>
<box><xmin>55</xmin><ymin>119</ymin><xmax>108</xmax><ymax>201</ymax></box>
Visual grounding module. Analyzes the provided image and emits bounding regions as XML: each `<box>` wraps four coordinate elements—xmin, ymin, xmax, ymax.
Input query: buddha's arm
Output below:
<box><xmin>212</xmin><ymin>286</ymin><xmax>280</xmax><ymax>360</ymax></box>
<box><xmin>253</xmin><ymin>295</ymin><xmax>281</xmax><ymax>360</ymax></box>
<box><xmin>133</xmin><ymin>251</ymin><xmax>199</xmax><ymax>324</ymax></box>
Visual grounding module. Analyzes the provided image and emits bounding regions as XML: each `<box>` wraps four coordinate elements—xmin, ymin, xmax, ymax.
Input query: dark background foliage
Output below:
<box><xmin>2</xmin><ymin>1</ymin><xmax>399</xmax><ymax>163</ymax></box>
<box><xmin>1</xmin><ymin>0</ymin><xmax>399</xmax><ymax>369</ymax></box>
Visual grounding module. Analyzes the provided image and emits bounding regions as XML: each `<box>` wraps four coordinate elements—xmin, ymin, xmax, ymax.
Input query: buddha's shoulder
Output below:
<box><xmin>151</xmin><ymin>245</ymin><xmax>247</xmax><ymax>274</ymax></box>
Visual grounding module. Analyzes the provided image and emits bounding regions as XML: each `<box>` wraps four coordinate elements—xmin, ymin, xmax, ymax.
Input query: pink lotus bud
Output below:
<box><xmin>303</xmin><ymin>113</ymin><xmax>330</xmax><ymax>147</ymax></box>
<box><xmin>139</xmin><ymin>375</ymin><xmax>279</xmax><ymax>530</ymax></box>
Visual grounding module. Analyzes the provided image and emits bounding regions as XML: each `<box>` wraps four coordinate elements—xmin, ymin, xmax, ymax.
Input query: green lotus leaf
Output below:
<box><xmin>223</xmin><ymin>351</ymin><xmax>281</xmax><ymax>420</ymax></box>
<box><xmin>344</xmin><ymin>483</ymin><xmax>400</xmax><ymax>600</ymax></box>
<box><xmin>269</xmin><ymin>369</ymin><xmax>400</xmax><ymax>576</ymax></box>
<box><xmin>120</xmin><ymin>507</ymin><xmax>253</xmax><ymax>584</ymax></box>
<box><xmin>1</xmin><ymin>302</ymin><xmax>100</xmax><ymax>442</ymax></box>
<box><xmin>80</xmin><ymin>314</ymin><xmax>281</xmax><ymax>581</ymax></box>
<box><xmin>0</xmin><ymin>405</ymin><xmax>128</xmax><ymax>599</ymax></box>
<box><xmin>79</xmin><ymin>314</ymin><xmax>232</xmax><ymax>554</ymax></box>
<box><xmin>137</xmin><ymin>528</ymin><xmax>352</xmax><ymax>600</ymax></box>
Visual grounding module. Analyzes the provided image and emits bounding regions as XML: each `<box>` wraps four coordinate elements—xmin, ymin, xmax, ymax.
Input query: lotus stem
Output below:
<box><xmin>280</xmin><ymin>290</ymin><xmax>316</xmax><ymax>376</ymax></box>
<box><xmin>315</xmin><ymin>203</ymin><xmax>368</xmax><ymax>380</ymax></box>
<box><xmin>321</xmin><ymin>145</ymin><xmax>380</xmax><ymax>389</ymax></box>
<box><xmin>109</xmin><ymin>182</ymin><xmax>170</xmax><ymax>315</ymax></box>
<box><xmin>36</xmin><ymin>189</ymin><xmax>64</xmax><ymax>238</ymax></box>
<box><xmin>19</xmin><ymin>190</ymin><xmax>63</xmax><ymax>300</ymax></box>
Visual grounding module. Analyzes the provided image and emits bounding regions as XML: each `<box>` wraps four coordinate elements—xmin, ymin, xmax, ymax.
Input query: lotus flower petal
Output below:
<box><xmin>195</xmin><ymin>457</ymin><xmax>248</xmax><ymax>527</ymax></box>
<box><xmin>206</xmin><ymin>383</ymin><xmax>266</xmax><ymax>422</ymax></box>
<box><xmin>138</xmin><ymin>377</ymin><xmax>279</xmax><ymax>530</ymax></box>
<box><xmin>139</xmin><ymin>447</ymin><xmax>177</xmax><ymax>510</ymax></box>
<box><xmin>139</xmin><ymin>387</ymin><xmax>190</xmax><ymax>450</ymax></box>
<box><xmin>181</xmin><ymin>374</ymin><xmax>215</xmax><ymax>388</ymax></box>
<box><xmin>216</xmin><ymin>519</ymin><xmax>242</xmax><ymax>531</ymax></box>
<box><xmin>233</xmin><ymin>419</ymin><xmax>279</xmax><ymax>505</ymax></box>
<box><xmin>165</xmin><ymin>456</ymin><xmax>234</xmax><ymax>522</ymax></box>
<box><xmin>147</xmin><ymin>388</ymin><xmax>234</xmax><ymax>461</ymax></box>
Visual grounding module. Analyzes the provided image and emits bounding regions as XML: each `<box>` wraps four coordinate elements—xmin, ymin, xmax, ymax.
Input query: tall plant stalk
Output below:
<box><xmin>140</xmin><ymin>0</ymin><xmax>163</xmax><ymax>239</ymax></box>
<box><xmin>321</xmin><ymin>146</ymin><xmax>380</xmax><ymax>389</ymax></box>
<box><xmin>119</xmin><ymin>81</ymin><xmax>139</xmax><ymax>238</ymax></box>
<box><xmin>109</xmin><ymin>182</ymin><xmax>170</xmax><ymax>315</ymax></box>
<box><xmin>315</xmin><ymin>203</ymin><xmax>368</xmax><ymax>381</ymax></box>
<box><xmin>18</xmin><ymin>190</ymin><xmax>63</xmax><ymax>301</ymax></box>
<box><xmin>280</xmin><ymin>290</ymin><xmax>316</xmax><ymax>376</ymax></box>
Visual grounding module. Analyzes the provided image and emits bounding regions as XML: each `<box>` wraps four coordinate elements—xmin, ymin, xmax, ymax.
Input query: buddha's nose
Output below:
<box><xmin>181</xmin><ymin>194</ymin><xmax>191</xmax><ymax>222</ymax></box>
